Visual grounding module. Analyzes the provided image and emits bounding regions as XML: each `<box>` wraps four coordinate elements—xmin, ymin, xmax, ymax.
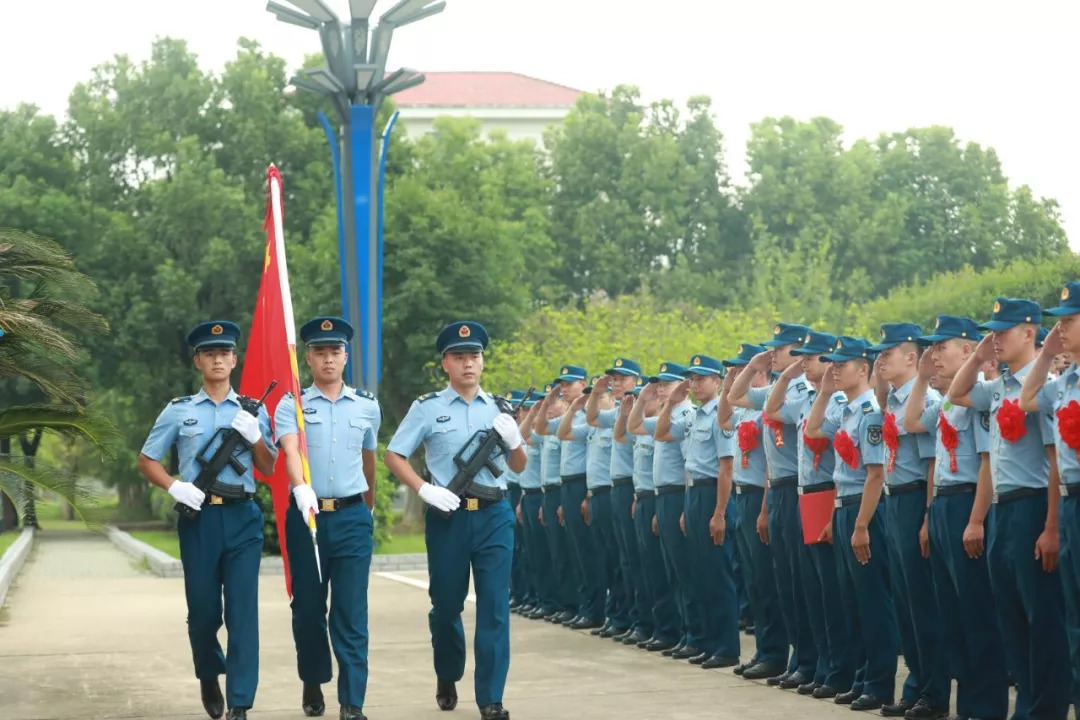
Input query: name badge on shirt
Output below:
<box><xmin>436</xmin><ymin>416</ymin><xmax>451</xmax><ymax>423</ymax></box>
<box><xmin>183</xmin><ymin>418</ymin><xmax>197</xmax><ymax>426</ymax></box>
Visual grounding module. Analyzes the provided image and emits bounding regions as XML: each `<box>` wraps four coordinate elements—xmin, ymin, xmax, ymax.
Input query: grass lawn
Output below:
<box><xmin>0</xmin><ymin>531</ymin><xmax>18</xmax><ymax>559</ymax></box>
<box><xmin>375</xmin><ymin>532</ymin><xmax>425</xmax><ymax>555</ymax></box>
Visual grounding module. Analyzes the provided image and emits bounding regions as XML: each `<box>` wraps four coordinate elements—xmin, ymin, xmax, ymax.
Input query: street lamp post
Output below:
<box><xmin>267</xmin><ymin>0</ymin><xmax>444</xmax><ymax>395</ymax></box>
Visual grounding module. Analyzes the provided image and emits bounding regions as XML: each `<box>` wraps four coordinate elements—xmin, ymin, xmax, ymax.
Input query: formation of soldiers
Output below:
<box><xmin>502</xmin><ymin>287</ymin><xmax>1080</xmax><ymax>720</ymax></box>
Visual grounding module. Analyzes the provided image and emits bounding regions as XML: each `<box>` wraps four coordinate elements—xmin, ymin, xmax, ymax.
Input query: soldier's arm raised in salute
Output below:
<box><xmin>727</xmin><ymin>349</ymin><xmax>772</xmax><ymax>409</ymax></box>
<box><xmin>627</xmin><ymin>383</ymin><xmax>657</xmax><ymax>436</ymax></box>
<box><xmin>763</xmin><ymin>357</ymin><xmax>804</xmax><ymax>423</ymax></box>
<box><xmin>1019</xmin><ymin>322</ymin><xmax>1064</xmax><ymax>412</ymax></box>
<box><xmin>804</xmin><ymin>366</ymin><xmax>839</xmax><ymax>439</ymax></box>
<box><xmin>654</xmin><ymin>380</ymin><xmax>690</xmax><ymax>442</ymax></box>
<box><xmin>947</xmin><ymin>335</ymin><xmax>996</xmax><ymax>408</ymax></box>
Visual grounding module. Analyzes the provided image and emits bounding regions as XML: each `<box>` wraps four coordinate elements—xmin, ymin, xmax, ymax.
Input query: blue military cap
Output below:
<box><xmin>791</xmin><ymin>331</ymin><xmax>838</xmax><ymax>356</ymax></box>
<box><xmin>763</xmin><ymin>322</ymin><xmax>812</xmax><ymax>348</ymax></box>
<box><xmin>505</xmin><ymin>389</ymin><xmax>527</xmax><ymax>404</ymax></box>
<box><xmin>917</xmin><ymin>315</ymin><xmax>982</xmax><ymax>345</ymax></box>
<box><xmin>628</xmin><ymin>376</ymin><xmax>646</xmax><ymax>396</ymax></box>
<box><xmin>524</xmin><ymin>390</ymin><xmax>545</xmax><ymax>408</ymax></box>
<box><xmin>978</xmin><ymin>297</ymin><xmax>1042</xmax><ymax>332</ymax></box>
<box><xmin>300</xmin><ymin>316</ymin><xmax>353</xmax><ymax>347</ymax></box>
<box><xmin>187</xmin><ymin>320</ymin><xmax>241</xmax><ymax>351</ymax></box>
<box><xmin>686</xmin><ymin>354</ymin><xmax>725</xmax><ymax>376</ymax></box>
<box><xmin>870</xmin><ymin>322</ymin><xmax>924</xmax><ymax>351</ymax></box>
<box><xmin>605</xmin><ymin>357</ymin><xmax>642</xmax><ymax>377</ymax></box>
<box><xmin>1044</xmin><ymin>282</ymin><xmax>1080</xmax><ymax>317</ymax></box>
<box><xmin>436</xmin><ymin>320</ymin><xmax>488</xmax><ymax>354</ymax></box>
<box><xmin>557</xmin><ymin>364</ymin><xmax>587</xmax><ymax>382</ymax></box>
<box><xmin>723</xmin><ymin>343</ymin><xmax>768</xmax><ymax>367</ymax></box>
<box><xmin>649</xmin><ymin>361</ymin><xmax>687</xmax><ymax>383</ymax></box>
<box><xmin>1036</xmin><ymin>327</ymin><xmax>1048</xmax><ymax>348</ymax></box>
<box><xmin>820</xmin><ymin>336</ymin><xmax>876</xmax><ymax>362</ymax></box>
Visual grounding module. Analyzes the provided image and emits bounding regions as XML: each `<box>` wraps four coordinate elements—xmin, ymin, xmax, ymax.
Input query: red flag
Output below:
<box><xmin>240</xmin><ymin>165</ymin><xmax>315</xmax><ymax>598</ymax></box>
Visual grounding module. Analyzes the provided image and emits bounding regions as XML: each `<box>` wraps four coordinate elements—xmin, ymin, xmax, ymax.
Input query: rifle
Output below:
<box><xmin>175</xmin><ymin>381</ymin><xmax>277</xmax><ymax>520</ymax></box>
<box><xmin>436</xmin><ymin>386</ymin><xmax>534</xmax><ymax>518</ymax></box>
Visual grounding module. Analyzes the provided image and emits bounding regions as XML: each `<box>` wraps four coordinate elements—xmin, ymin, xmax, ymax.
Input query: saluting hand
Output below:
<box><xmin>974</xmin><ymin>334</ymin><xmax>997</xmax><ymax>363</ymax></box>
<box><xmin>917</xmin><ymin>346</ymin><xmax>936</xmax><ymax>381</ymax></box>
<box><xmin>1042</xmin><ymin>323</ymin><xmax>1065</xmax><ymax>357</ymax></box>
<box><xmin>748</xmin><ymin>350</ymin><xmax>773</xmax><ymax>373</ymax></box>
<box><xmin>779</xmin><ymin>358</ymin><xmax>805</xmax><ymax>380</ymax></box>
<box><xmin>639</xmin><ymin>382</ymin><xmax>658</xmax><ymax>402</ymax></box>
<box><xmin>669</xmin><ymin>380</ymin><xmax>691</xmax><ymax>405</ymax></box>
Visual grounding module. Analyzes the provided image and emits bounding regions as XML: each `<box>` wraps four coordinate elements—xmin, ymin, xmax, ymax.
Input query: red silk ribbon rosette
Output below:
<box><xmin>737</xmin><ymin>420</ymin><xmax>760</xmax><ymax>469</ymax></box>
<box><xmin>938</xmin><ymin>411</ymin><xmax>960</xmax><ymax>473</ymax></box>
<box><xmin>762</xmin><ymin>415</ymin><xmax>785</xmax><ymax>447</ymax></box>
<box><xmin>1057</xmin><ymin>400</ymin><xmax>1080</xmax><ymax>452</ymax></box>
<box><xmin>802</xmin><ymin>418</ymin><xmax>830</xmax><ymax>471</ymax></box>
<box><xmin>883</xmin><ymin>412</ymin><xmax>900</xmax><ymax>473</ymax></box>
<box><xmin>834</xmin><ymin>429</ymin><xmax>859</xmax><ymax>469</ymax></box>
<box><xmin>996</xmin><ymin>398</ymin><xmax>1027</xmax><ymax>443</ymax></box>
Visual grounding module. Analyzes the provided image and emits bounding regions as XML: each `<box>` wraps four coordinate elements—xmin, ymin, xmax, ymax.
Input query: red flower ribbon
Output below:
<box><xmin>1057</xmin><ymin>400</ymin><xmax>1080</xmax><ymax>452</ymax></box>
<box><xmin>802</xmin><ymin>419</ymin><xmax>830</xmax><ymax>471</ymax></box>
<box><xmin>737</xmin><ymin>421</ymin><xmax>760</xmax><ymax>468</ymax></box>
<box><xmin>996</xmin><ymin>398</ymin><xmax>1027</xmax><ymax>443</ymax></box>
<box><xmin>762</xmin><ymin>415</ymin><xmax>785</xmax><ymax>448</ymax></box>
<box><xmin>834</xmin><ymin>430</ymin><xmax>859</xmax><ymax>469</ymax></box>
<box><xmin>882</xmin><ymin>412</ymin><xmax>900</xmax><ymax>473</ymax></box>
<box><xmin>938</xmin><ymin>411</ymin><xmax>959</xmax><ymax>473</ymax></box>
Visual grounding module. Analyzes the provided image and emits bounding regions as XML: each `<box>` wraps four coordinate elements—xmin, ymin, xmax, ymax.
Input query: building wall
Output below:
<box><xmin>394</xmin><ymin>106</ymin><xmax>571</xmax><ymax>146</ymax></box>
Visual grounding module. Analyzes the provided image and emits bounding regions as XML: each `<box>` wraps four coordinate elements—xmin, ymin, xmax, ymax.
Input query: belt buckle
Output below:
<box><xmin>210</xmin><ymin>495</ymin><xmax>223</xmax><ymax>505</ymax></box>
<box><xmin>883</xmin><ymin>485</ymin><xmax>892</xmax><ymax>496</ymax></box>
<box><xmin>1061</xmin><ymin>484</ymin><xmax>1069</xmax><ymax>498</ymax></box>
<box><xmin>321</xmin><ymin>498</ymin><xmax>337</xmax><ymax>512</ymax></box>
<box><xmin>834</xmin><ymin>498</ymin><xmax>842</xmax><ymax>509</ymax></box>
<box><xmin>465</xmin><ymin>498</ymin><xmax>479</xmax><ymax>511</ymax></box>
<box><xmin>797</xmin><ymin>486</ymin><xmax>805</xmax><ymax>495</ymax></box>
<box><xmin>992</xmin><ymin>492</ymin><xmax>1000</xmax><ymax>504</ymax></box>
<box><xmin>735</xmin><ymin>485</ymin><xmax>742</xmax><ymax>495</ymax></box>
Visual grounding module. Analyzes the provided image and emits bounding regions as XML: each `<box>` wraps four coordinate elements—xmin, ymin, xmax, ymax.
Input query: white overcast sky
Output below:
<box><xmin>2</xmin><ymin>0</ymin><xmax>1078</xmax><ymax>245</ymax></box>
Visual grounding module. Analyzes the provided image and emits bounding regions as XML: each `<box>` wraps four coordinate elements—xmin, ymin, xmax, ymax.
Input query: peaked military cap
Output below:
<box><xmin>1036</xmin><ymin>326</ymin><xmax>1048</xmax><ymax>348</ymax></box>
<box><xmin>763</xmin><ymin>322</ymin><xmax>812</xmax><ymax>348</ymax></box>
<box><xmin>820</xmin><ymin>336</ymin><xmax>876</xmax><ymax>362</ymax></box>
<box><xmin>917</xmin><ymin>315</ymin><xmax>982</xmax><ymax>345</ymax></box>
<box><xmin>791</xmin><ymin>331</ymin><xmax>838</xmax><ymax>356</ymax></box>
<box><xmin>649</xmin><ymin>362</ymin><xmax>687</xmax><ymax>383</ymax></box>
<box><xmin>436</xmin><ymin>320</ymin><xmax>488</xmax><ymax>354</ymax></box>
<box><xmin>723</xmin><ymin>343</ymin><xmax>768</xmax><ymax>367</ymax></box>
<box><xmin>187</xmin><ymin>320</ymin><xmax>241</xmax><ymax>351</ymax></box>
<box><xmin>685</xmin><ymin>354</ymin><xmax>725</xmax><ymax>376</ymax></box>
<box><xmin>870</xmin><ymin>322</ymin><xmax>924</xmax><ymax>351</ymax></box>
<box><xmin>978</xmin><ymin>297</ymin><xmax>1042</xmax><ymax>332</ymax></box>
<box><xmin>301</xmin><ymin>316</ymin><xmax>353</xmax><ymax>346</ymax></box>
<box><xmin>1045</xmin><ymin>281</ymin><xmax>1080</xmax><ymax>317</ymax></box>
<box><xmin>605</xmin><ymin>357</ymin><xmax>642</xmax><ymax>377</ymax></box>
<box><xmin>557</xmin><ymin>364</ymin><xmax>587</xmax><ymax>382</ymax></box>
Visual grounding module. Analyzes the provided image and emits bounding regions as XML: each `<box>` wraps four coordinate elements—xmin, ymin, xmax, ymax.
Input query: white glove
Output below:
<box><xmin>492</xmin><ymin>414</ymin><xmax>522</xmax><ymax>450</ymax></box>
<box><xmin>168</xmin><ymin>481</ymin><xmax>205</xmax><ymax>511</ymax></box>
<box><xmin>231</xmin><ymin>411</ymin><xmax>261</xmax><ymax>445</ymax></box>
<box><xmin>292</xmin><ymin>484</ymin><xmax>319</xmax><ymax>519</ymax></box>
<box><xmin>418</xmin><ymin>484</ymin><xmax>461</xmax><ymax>513</ymax></box>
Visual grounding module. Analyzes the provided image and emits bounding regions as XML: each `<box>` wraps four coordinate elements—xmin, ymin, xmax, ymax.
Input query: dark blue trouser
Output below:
<box><xmin>834</xmin><ymin>501</ymin><xmax>899</xmax><ymax>700</ymax></box>
<box><xmin>508</xmin><ymin>484</ymin><xmax>528</xmax><ymax>603</ymax></box>
<box><xmin>685</xmin><ymin>484</ymin><xmax>741</xmax><ymax>659</ymax></box>
<box><xmin>521</xmin><ymin>491</ymin><xmax>554</xmax><ymax>613</ymax></box>
<box><xmin>286</xmin><ymin>501</ymin><xmax>373</xmax><ymax>708</ymax></box>
<box><xmin>588</xmin><ymin>490</ymin><xmax>629</xmax><ymax>629</ymax></box>
<box><xmin>612</xmin><ymin>481</ymin><xmax>644</xmax><ymax>633</ymax></box>
<box><xmin>656</xmin><ymin>487</ymin><xmax>703</xmax><ymax>647</ymax></box>
<box><xmin>425</xmin><ymin>500</ymin><xmax>514</xmax><ymax>708</ymax></box>
<box><xmin>561</xmin><ymin>478</ymin><xmax>604</xmax><ymax>621</ymax></box>
<box><xmin>802</xmin><ymin>532</ymin><xmax>856</xmax><ymax>690</ymax></box>
<box><xmin>767</xmin><ymin>482</ymin><xmax>816</xmax><ymax>677</ymax></box>
<box><xmin>928</xmin><ymin>490</ymin><xmax>1008</xmax><ymax>719</ymax></box>
<box><xmin>735</xmin><ymin>545</ymin><xmax>752</xmax><ymax>624</ymax></box>
<box><xmin>1061</xmin><ymin>495</ymin><xmax>1080</xmax><ymax>716</ymax></box>
<box><xmin>540</xmin><ymin>487</ymin><xmax>576</xmax><ymax>612</ymax></box>
<box><xmin>177</xmin><ymin>500</ymin><xmax>262</xmax><ymax>710</ymax></box>
<box><xmin>734</xmin><ymin>487</ymin><xmax>788</xmax><ymax>666</ymax></box>
<box><xmin>884</xmin><ymin>489</ymin><xmax>949</xmax><ymax>707</ymax></box>
<box><xmin>633</xmin><ymin>493</ymin><xmax>679</xmax><ymax>641</ymax></box>
<box><xmin>988</xmin><ymin>493</ymin><xmax>1070</xmax><ymax>720</ymax></box>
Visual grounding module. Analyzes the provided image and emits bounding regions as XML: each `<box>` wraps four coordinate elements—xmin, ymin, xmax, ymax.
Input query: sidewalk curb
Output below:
<box><xmin>106</xmin><ymin>526</ymin><xmax>427</xmax><ymax>577</ymax></box>
<box><xmin>0</xmin><ymin>527</ymin><xmax>35</xmax><ymax>608</ymax></box>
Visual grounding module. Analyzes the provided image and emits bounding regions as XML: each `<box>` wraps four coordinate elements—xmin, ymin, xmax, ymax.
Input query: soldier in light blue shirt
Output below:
<box><xmin>869</xmin><ymin>323</ymin><xmax>948</xmax><ymax>718</ymax></box>
<box><xmin>1021</xmin><ymin>283</ymin><xmax>1080</xmax><ymax>716</ymax></box>
<box><xmin>514</xmin><ymin>391</ymin><xmax>554</xmax><ymax>621</ymax></box>
<box><xmin>727</xmin><ymin>322</ymin><xmax>816</xmax><ymax>690</ymax></box>
<box><xmin>805</xmin><ymin>337</ymin><xmax>900</xmax><ymax>710</ymax></box>
<box><xmin>723</xmin><ymin>344</ymin><xmax>789</xmax><ymax>681</ymax></box>
<box><xmin>502</xmin><ymin>390</ymin><xmax>527</xmax><ymax>613</ymax></box>
<box><xmin>949</xmin><ymin>297</ymin><xmax>1069</xmax><ymax>720</ymax></box>
<box><xmin>137</xmin><ymin>321</ymin><xmax>277</xmax><ymax>720</ymax></box>
<box><xmin>273</xmin><ymin>317</ymin><xmax>381</xmax><ymax>720</ymax></box>
<box><xmin>384</xmin><ymin>321</ymin><xmax>527</xmax><ymax>720</ymax></box>
<box><xmin>905</xmin><ymin>315</ymin><xmax>1007</xmax><ymax>720</ymax></box>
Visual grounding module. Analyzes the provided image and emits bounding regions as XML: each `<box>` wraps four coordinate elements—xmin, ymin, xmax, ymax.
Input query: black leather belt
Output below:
<box><xmin>884</xmin><ymin>480</ymin><xmax>926</xmax><ymax>497</ymax></box>
<box><xmin>799</xmin><ymin>481</ymin><xmax>835</xmax><ymax>495</ymax></box>
<box><xmin>507</xmin><ymin>481</ymin><xmax>520</xmax><ymax>490</ymax></box>
<box><xmin>934</xmin><ymin>483</ymin><xmax>976</xmax><ymax>498</ymax></box>
<box><xmin>993</xmin><ymin>487</ymin><xmax>1043</xmax><ymax>505</ymax></box>
<box><xmin>655</xmin><ymin>485</ymin><xmax>685</xmax><ymax>495</ymax></box>
<box><xmin>460</xmin><ymin>485</ymin><xmax>505</xmax><ymax>511</ymax></box>
<box><xmin>770</xmin><ymin>476</ymin><xmax>798</xmax><ymax>489</ymax></box>
<box><xmin>834</xmin><ymin>493</ymin><xmax>862</xmax><ymax>508</ymax></box>
<box><xmin>204</xmin><ymin>489</ymin><xmax>254</xmax><ymax>506</ymax></box>
<box><xmin>612</xmin><ymin>476</ymin><xmax>634</xmax><ymax>487</ymax></box>
<box><xmin>541</xmin><ymin>484</ymin><xmax>561</xmax><ymax>493</ymax></box>
<box><xmin>561</xmin><ymin>474</ymin><xmax>586</xmax><ymax>484</ymax></box>
<box><xmin>289</xmin><ymin>491</ymin><xmax>365</xmax><ymax>512</ymax></box>
<box><xmin>587</xmin><ymin>486</ymin><xmax>612</xmax><ymax>496</ymax></box>
<box><xmin>734</xmin><ymin>483</ymin><xmax>764</xmax><ymax>495</ymax></box>
<box><xmin>523</xmin><ymin>488</ymin><xmax>543</xmax><ymax>495</ymax></box>
<box><xmin>1061</xmin><ymin>483</ymin><xmax>1080</xmax><ymax>498</ymax></box>
<box><xmin>689</xmin><ymin>477</ymin><xmax>717</xmax><ymax>487</ymax></box>
<box><xmin>635</xmin><ymin>490</ymin><xmax>654</xmax><ymax>501</ymax></box>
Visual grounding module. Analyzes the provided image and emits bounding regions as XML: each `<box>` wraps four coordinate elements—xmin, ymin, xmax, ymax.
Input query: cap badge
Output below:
<box><xmin>660</xmin><ymin>364</ymin><xmax>668</xmax><ymax>372</ymax></box>
<box><xmin>615</xmin><ymin>359</ymin><xmax>623</xmax><ymax>367</ymax></box>
<box><xmin>993</xmin><ymin>301</ymin><xmax>1001</xmax><ymax>313</ymax></box>
<box><xmin>459</xmin><ymin>325</ymin><xmax>471</xmax><ymax>338</ymax></box>
<box><xmin>774</xmin><ymin>325</ymin><xmax>781</xmax><ymax>335</ymax></box>
<box><xmin>210</xmin><ymin>324</ymin><xmax>223</xmax><ymax>335</ymax></box>
<box><xmin>320</xmin><ymin>319</ymin><xmax>333</xmax><ymax>331</ymax></box>
<box><xmin>836</xmin><ymin>340</ymin><xmax>843</xmax><ymax>349</ymax></box>
<box><xmin>1064</xmin><ymin>287</ymin><xmax>1071</xmax><ymax>301</ymax></box>
<box><xmin>561</xmin><ymin>366</ymin><xmax>568</xmax><ymax>375</ymax></box>
<box><xmin>692</xmin><ymin>356</ymin><xmax>701</xmax><ymax>366</ymax></box>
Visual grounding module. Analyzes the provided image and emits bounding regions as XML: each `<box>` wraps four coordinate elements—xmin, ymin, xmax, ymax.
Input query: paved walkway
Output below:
<box><xmin>0</xmin><ymin>529</ymin><xmax>1042</xmax><ymax>720</ymax></box>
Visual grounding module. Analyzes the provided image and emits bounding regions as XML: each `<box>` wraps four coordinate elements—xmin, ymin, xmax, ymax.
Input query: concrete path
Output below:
<box><xmin>0</xmin><ymin>529</ymin><xmax>1042</xmax><ymax>720</ymax></box>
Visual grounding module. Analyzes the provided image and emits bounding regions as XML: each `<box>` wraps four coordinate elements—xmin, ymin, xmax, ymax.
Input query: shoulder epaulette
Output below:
<box><xmin>418</xmin><ymin>391</ymin><xmax>439</xmax><ymax>403</ymax></box>
<box><xmin>358</xmin><ymin>389</ymin><xmax>376</xmax><ymax>401</ymax></box>
<box><xmin>862</xmin><ymin>401</ymin><xmax>874</xmax><ymax>414</ymax></box>
<box><xmin>170</xmin><ymin>396</ymin><xmax>192</xmax><ymax>404</ymax></box>
<box><xmin>301</xmin><ymin>387</ymin><xmax>312</xmax><ymax>396</ymax></box>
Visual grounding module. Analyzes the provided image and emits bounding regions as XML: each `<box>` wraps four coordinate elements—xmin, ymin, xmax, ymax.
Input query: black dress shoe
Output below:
<box><xmin>780</xmin><ymin>671</ymin><xmax>810</xmax><ymax>689</ymax></box>
<box><xmin>851</xmin><ymin>694</ymin><xmax>892</xmax><ymax>711</ymax></box>
<box><xmin>688</xmin><ymin>651</ymin><xmax>710</xmax><ymax>665</ymax></box>
<box><xmin>743</xmin><ymin>624</ymin><xmax>755</xmax><ymax>635</ymax></box>
<box><xmin>340</xmin><ymin>707</ymin><xmax>367</xmax><ymax>720</ymax></box>
<box><xmin>479</xmin><ymin>703</ymin><xmax>510</xmax><ymax>720</ymax></box>
<box><xmin>835</xmin><ymin>689</ymin><xmax>861</xmax><ymax>705</ymax></box>
<box><xmin>611</xmin><ymin>627</ymin><xmax>633</xmax><ymax>641</ymax></box>
<box><xmin>798</xmin><ymin>681</ymin><xmax>822</xmax><ymax>695</ymax></box>
<box><xmin>622</xmin><ymin>630</ymin><xmax>649</xmax><ymax>645</ymax></box>
<box><xmin>701</xmin><ymin>655</ymin><xmax>738</xmax><ymax>669</ymax></box>
<box><xmin>904</xmin><ymin>701</ymin><xmax>949</xmax><ymax>720</ymax></box>
<box><xmin>732</xmin><ymin>661</ymin><xmax>751</xmax><ymax>676</ymax></box>
<box><xmin>570</xmin><ymin>618</ymin><xmax>603</xmax><ymax>630</ymax></box>
<box><xmin>437</xmin><ymin>681</ymin><xmax>458</xmax><ymax>711</ymax></box>
<box><xmin>225</xmin><ymin>710</ymin><xmax>247</xmax><ymax>720</ymax></box>
<box><xmin>556</xmin><ymin>610</ymin><xmax>576</xmax><ymax>623</ymax></box>
<box><xmin>526</xmin><ymin>607</ymin><xmax>547</xmax><ymax>619</ymax></box>
<box><xmin>561</xmin><ymin>614</ymin><xmax>581</xmax><ymax>626</ymax></box>
<box><xmin>767</xmin><ymin>670</ymin><xmax>791</xmax><ymax>686</ymax></box>
<box><xmin>813</xmin><ymin>684</ymin><xmax>839</xmax><ymax>699</ymax></box>
<box><xmin>645</xmin><ymin>639</ymin><xmax>676</xmax><ymax>652</ymax></box>
<box><xmin>201</xmin><ymin>678</ymin><xmax>224</xmax><ymax>719</ymax></box>
<box><xmin>661</xmin><ymin>642</ymin><xmax>684</xmax><ymax>657</ymax></box>
<box><xmin>672</xmin><ymin>645</ymin><xmax>703</xmax><ymax>660</ymax></box>
<box><xmin>880</xmin><ymin>699</ymin><xmax>914</xmax><ymax>716</ymax></box>
<box><xmin>742</xmin><ymin>662</ymin><xmax>787</xmax><ymax>680</ymax></box>
<box><xmin>509</xmin><ymin>598</ymin><xmax>521</xmax><ymax>610</ymax></box>
<box><xmin>599</xmin><ymin>624</ymin><xmax>624</xmax><ymax>638</ymax></box>
<box><xmin>591</xmin><ymin>621</ymin><xmax>610</xmax><ymax>636</ymax></box>
<box><xmin>303</xmin><ymin>682</ymin><xmax>325</xmax><ymax>716</ymax></box>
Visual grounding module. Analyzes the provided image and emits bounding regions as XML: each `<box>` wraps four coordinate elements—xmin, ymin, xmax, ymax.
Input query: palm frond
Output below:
<box><xmin>0</xmin><ymin>405</ymin><xmax>120</xmax><ymax>458</ymax></box>
<box><xmin>0</xmin><ymin>457</ymin><xmax>102</xmax><ymax>531</ymax></box>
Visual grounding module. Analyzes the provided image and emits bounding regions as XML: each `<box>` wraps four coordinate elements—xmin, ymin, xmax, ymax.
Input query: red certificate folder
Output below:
<box><xmin>800</xmin><ymin>489</ymin><xmax>837</xmax><ymax>544</ymax></box>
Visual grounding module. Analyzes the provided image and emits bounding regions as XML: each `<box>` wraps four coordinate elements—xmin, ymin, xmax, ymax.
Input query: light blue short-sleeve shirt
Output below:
<box><xmin>632</xmin><ymin>433</ymin><xmax>657</xmax><ymax>493</ymax></box>
<box><xmin>551</xmin><ymin>410</ymin><xmax>589</xmax><ymax>477</ymax></box>
<box><xmin>782</xmin><ymin>389</ymin><xmax>845</xmax><ymax>487</ymax></box>
<box><xmin>519</xmin><ymin>439</ymin><xmax>544</xmax><ymax>490</ymax></box>
<box><xmin>921</xmin><ymin>392</ymin><xmax>990</xmax><ymax>487</ymax></box>
<box><xmin>884</xmin><ymin>378</ymin><xmax>938</xmax><ymax>486</ymax></box>
<box><xmin>749</xmin><ymin>375</ymin><xmax>808</xmax><ymax>479</ymax></box>
<box><xmin>597</xmin><ymin>406</ymin><xmax>635</xmax><ymax>480</ymax></box>
<box><xmin>732</xmin><ymin>407</ymin><xmax>767</xmax><ymax>488</ymax></box>
<box><xmin>540</xmin><ymin>433</ymin><xmax>562</xmax><ymax>487</ymax></box>
<box><xmin>819</xmin><ymin>389</ymin><xmax>885</xmax><ymax>498</ymax></box>
<box><xmin>586</xmin><ymin>424</ymin><xmax>615</xmax><ymax>489</ymax></box>
<box><xmin>670</xmin><ymin>397</ymin><xmax>733</xmax><ymax>480</ymax></box>
<box><xmin>646</xmin><ymin>400</ymin><xmax>694</xmax><ymax>487</ymax></box>
<box><xmin>1037</xmin><ymin>363</ymin><xmax>1080</xmax><ymax>485</ymax></box>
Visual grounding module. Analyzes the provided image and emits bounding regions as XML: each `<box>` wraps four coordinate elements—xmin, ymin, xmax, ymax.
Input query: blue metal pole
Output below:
<box><xmin>315</xmin><ymin>111</ymin><xmax>354</xmax><ymax>384</ymax></box>
<box><xmin>348</xmin><ymin>105</ymin><xmax>376</xmax><ymax>392</ymax></box>
<box><xmin>376</xmin><ymin>110</ymin><xmax>399</xmax><ymax>385</ymax></box>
